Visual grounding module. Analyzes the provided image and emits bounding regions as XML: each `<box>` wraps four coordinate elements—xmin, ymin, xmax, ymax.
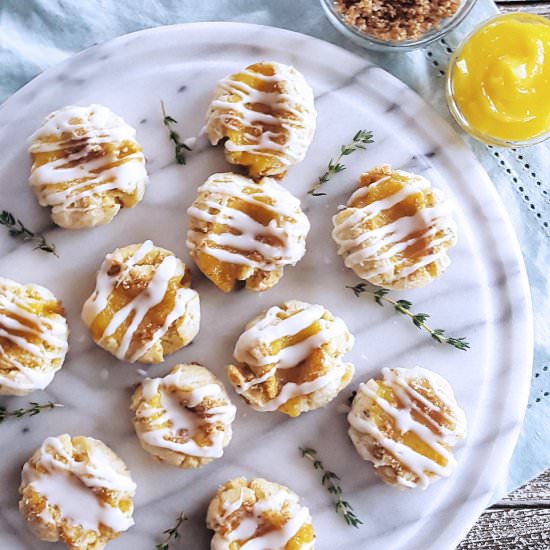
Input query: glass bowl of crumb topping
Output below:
<box><xmin>320</xmin><ymin>0</ymin><xmax>479</xmax><ymax>51</ymax></box>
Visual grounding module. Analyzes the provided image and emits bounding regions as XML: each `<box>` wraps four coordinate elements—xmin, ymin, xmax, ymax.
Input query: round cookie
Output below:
<box><xmin>187</xmin><ymin>172</ymin><xmax>310</xmax><ymax>293</ymax></box>
<box><xmin>228</xmin><ymin>300</ymin><xmax>354</xmax><ymax>417</ymax></box>
<box><xmin>348</xmin><ymin>367</ymin><xmax>467</xmax><ymax>489</ymax></box>
<box><xmin>207</xmin><ymin>477</ymin><xmax>315</xmax><ymax>549</ymax></box>
<box><xmin>0</xmin><ymin>277</ymin><xmax>68</xmax><ymax>395</ymax></box>
<box><xmin>28</xmin><ymin>104</ymin><xmax>148</xmax><ymax>229</ymax></box>
<box><xmin>131</xmin><ymin>363</ymin><xmax>236</xmax><ymax>468</ymax></box>
<box><xmin>19</xmin><ymin>434</ymin><xmax>136</xmax><ymax>549</ymax></box>
<box><xmin>82</xmin><ymin>240</ymin><xmax>200</xmax><ymax>364</ymax></box>
<box><xmin>205</xmin><ymin>61</ymin><xmax>317</xmax><ymax>178</ymax></box>
<box><xmin>332</xmin><ymin>164</ymin><xmax>457</xmax><ymax>290</ymax></box>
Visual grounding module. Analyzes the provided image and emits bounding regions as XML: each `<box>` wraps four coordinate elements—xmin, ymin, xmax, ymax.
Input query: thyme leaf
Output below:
<box><xmin>308</xmin><ymin>130</ymin><xmax>374</xmax><ymax>196</ymax></box>
<box><xmin>300</xmin><ymin>447</ymin><xmax>363</xmax><ymax>528</ymax></box>
<box><xmin>0</xmin><ymin>401</ymin><xmax>63</xmax><ymax>423</ymax></box>
<box><xmin>160</xmin><ymin>100</ymin><xmax>191</xmax><ymax>165</ymax></box>
<box><xmin>155</xmin><ymin>511</ymin><xmax>187</xmax><ymax>550</ymax></box>
<box><xmin>0</xmin><ymin>210</ymin><xmax>58</xmax><ymax>256</ymax></box>
<box><xmin>347</xmin><ymin>283</ymin><xmax>470</xmax><ymax>351</ymax></box>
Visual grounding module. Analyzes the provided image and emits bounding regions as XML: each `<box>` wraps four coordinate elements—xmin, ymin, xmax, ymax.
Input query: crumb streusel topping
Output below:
<box><xmin>334</xmin><ymin>0</ymin><xmax>461</xmax><ymax>41</ymax></box>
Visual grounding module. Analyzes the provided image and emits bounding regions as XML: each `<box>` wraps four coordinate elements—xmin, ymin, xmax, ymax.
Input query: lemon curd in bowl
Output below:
<box><xmin>447</xmin><ymin>13</ymin><xmax>550</xmax><ymax>146</ymax></box>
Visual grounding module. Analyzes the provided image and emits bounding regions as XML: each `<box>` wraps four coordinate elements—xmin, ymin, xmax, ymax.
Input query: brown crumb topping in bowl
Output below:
<box><xmin>333</xmin><ymin>0</ymin><xmax>461</xmax><ymax>41</ymax></box>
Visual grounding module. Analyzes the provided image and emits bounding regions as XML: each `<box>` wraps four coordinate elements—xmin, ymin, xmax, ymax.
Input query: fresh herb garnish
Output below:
<box><xmin>299</xmin><ymin>447</ymin><xmax>363</xmax><ymax>528</ymax></box>
<box><xmin>160</xmin><ymin>100</ymin><xmax>191</xmax><ymax>165</ymax></box>
<box><xmin>0</xmin><ymin>210</ymin><xmax>57</xmax><ymax>256</ymax></box>
<box><xmin>308</xmin><ymin>130</ymin><xmax>374</xmax><ymax>196</ymax></box>
<box><xmin>0</xmin><ymin>401</ymin><xmax>63</xmax><ymax>424</ymax></box>
<box><xmin>347</xmin><ymin>283</ymin><xmax>470</xmax><ymax>351</ymax></box>
<box><xmin>155</xmin><ymin>511</ymin><xmax>187</xmax><ymax>550</ymax></box>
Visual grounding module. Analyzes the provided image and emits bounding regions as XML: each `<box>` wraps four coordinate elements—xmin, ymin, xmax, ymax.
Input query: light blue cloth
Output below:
<box><xmin>0</xmin><ymin>0</ymin><xmax>548</xmax><ymax>493</ymax></box>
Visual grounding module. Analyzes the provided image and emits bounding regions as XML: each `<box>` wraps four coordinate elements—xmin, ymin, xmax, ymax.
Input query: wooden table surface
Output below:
<box><xmin>459</xmin><ymin>1</ymin><xmax>549</xmax><ymax>548</ymax></box>
<box><xmin>497</xmin><ymin>0</ymin><xmax>550</xmax><ymax>16</ymax></box>
<box><xmin>459</xmin><ymin>470</ymin><xmax>550</xmax><ymax>548</ymax></box>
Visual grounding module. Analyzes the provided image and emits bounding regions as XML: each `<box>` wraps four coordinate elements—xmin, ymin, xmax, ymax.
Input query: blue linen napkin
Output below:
<box><xmin>0</xmin><ymin>0</ymin><xmax>548</xmax><ymax>494</ymax></box>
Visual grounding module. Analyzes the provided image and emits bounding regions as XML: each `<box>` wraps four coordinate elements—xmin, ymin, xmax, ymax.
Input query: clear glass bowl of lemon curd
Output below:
<box><xmin>447</xmin><ymin>13</ymin><xmax>550</xmax><ymax>147</ymax></box>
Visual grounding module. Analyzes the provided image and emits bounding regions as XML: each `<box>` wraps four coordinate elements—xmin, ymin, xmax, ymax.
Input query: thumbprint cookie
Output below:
<box><xmin>228</xmin><ymin>300</ymin><xmax>354</xmax><ymax>417</ymax></box>
<box><xmin>82</xmin><ymin>240</ymin><xmax>200</xmax><ymax>364</ymax></box>
<box><xmin>19</xmin><ymin>434</ymin><xmax>136</xmax><ymax>549</ymax></box>
<box><xmin>205</xmin><ymin>61</ymin><xmax>316</xmax><ymax>178</ymax></box>
<box><xmin>29</xmin><ymin>104</ymin><xmax>148</xmax><ymax>229</ymax></box>
<box><xmin>348</xmin><ymin>367</ymin><xmax>467</xmax><ymax>489</ymax></box>
<box><xmin>0</xmin><ymin>277</ymin><xmax>68</xmax><ymax>395</ymax></box>
<box><xmin>131</xmin><ymin>363</ymin><xmax>236</xmax><ymax>468</ymax></box>
<box><xmin>332</xmin><ymin>165</ymin><xmax>457</xmax><ymax>290</ymax></box>
<box><xmin>187</xmin><ymin>172</ymin><xmax>310</xmax><ymax>293</ymax></box>
<box><xmin>207</xmin><ymin>477</ymin><xmax>315</xmax><ymax>549</ymax></box>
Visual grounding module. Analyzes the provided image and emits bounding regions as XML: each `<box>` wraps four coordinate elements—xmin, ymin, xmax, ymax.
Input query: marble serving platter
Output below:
<box><xmin>0</xmin><ymin>22</ymin><xmax>533</xmax><ymax>550</ymax></box>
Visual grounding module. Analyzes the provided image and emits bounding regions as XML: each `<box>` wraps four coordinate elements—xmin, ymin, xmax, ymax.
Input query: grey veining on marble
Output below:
<box><xmin>0</xmin><ymin>23</ymin><xmax>533</xmax><ymax>550</ymax></box>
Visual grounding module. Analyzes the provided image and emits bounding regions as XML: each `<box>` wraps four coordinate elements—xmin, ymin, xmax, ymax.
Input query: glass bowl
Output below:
<box><xmin>320</xmin><ymin>0</ymin><xmax>479</xmax><ymax>51</ymax></box>
<box><xmin>446</xmin><ymin>13</ymin><xmax>550</xmax><ymax>148</ymax></box>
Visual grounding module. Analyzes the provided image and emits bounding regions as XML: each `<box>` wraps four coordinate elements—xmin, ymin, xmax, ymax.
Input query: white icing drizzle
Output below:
<box><xmin>136</xmin><ymin>368</ymin><xmax>236</xmax><ymax>458</ymax></box>
<box><xmin>82</xmin><ymin>241</ymin><xmax>198</xmax><ymax>362</ymax></box>
<box><xmin>0</xmin><ymin>278</ymin><xmax>68</xmax><ymax>393</ymax></box>
<box><xmin>332</xmin><ymin>170</ymin><xmax>457</xmax><ymax>284</ymax></box>
<box><xmin>220</xmin><ymin>489</ymin><xmax>245</xmax><ymax>520</ymax></box>
<box><xmin>235</xmin><ymin>304</ymin><xmax>343</xmax><ymax>368</ymax></box>
<box><xmin>246</xmin><ymin>366</ymin><xmax>345</xmax><ymax>413</ymax></box>
<box><xmin>235</xmin><ymin>368</ymin><xmax>277</xmax><ymax>394</ymax></box>
<box><xmin>28</xmin><ymin>104</ymin><xmax>148</xmax><ymax>218</ymax></box>
<box><xmin>206</xmin><ymin>62</ymin><xmax>316</xmax><ymax>169</ymax></box>
<box><xmin>22</xmin><ymin>435</ymin><xmax>136</xmax><ymax>533</ymax></box>
<box><xmin>233</xmin><ymin>301</ymin><xmax>352</xmax><ymax>411</ymax></box>
<box><xmin>212</xmin><ymin>487</ymin><xmax>311</xmax><ymax>550</ymax></box>
<box><xmin>187</xmin><ymin>173</ymin><xmax>309</xmax><ymax>271</ymax></box>
<box><xmin>347</xmin><ymin>367</ymin><xmax>467</xmax><ymax>489</ymax></box>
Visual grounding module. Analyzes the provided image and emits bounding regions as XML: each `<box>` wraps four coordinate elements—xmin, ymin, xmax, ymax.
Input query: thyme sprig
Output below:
<box><xmin>155</xmin><ymin>511</ymin><xmax>187</xmax><ymax>550</ymax></box>
<box><xmin>308</xmin><ymin>130</ymin><xmax>374</xmax><ymax>196</ymax></box>
<box><xmin>0</xmin><ymin>210</ymin><xmax>57</xmax><ymax>256</ymax></box>
<box><xmin>160</xmin><ymin>100</ymin><xmax>191</xmax><ymax>165</ymax></box>
<box><xmin>347</xmin><ymin>283</ymin><xmax>470</xmax><ymax>351</ymax></box>
<box><xmin>299</xmin><ymin>447</ymin><xmax>363</xmax><ymax>528</ymax></box>
<box><xmin>0</xmin><ymin>401</ymin><xmax>63</xmax><ymax>424</ymax></box>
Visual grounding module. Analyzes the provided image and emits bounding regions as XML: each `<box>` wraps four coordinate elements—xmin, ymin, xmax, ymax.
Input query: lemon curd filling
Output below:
<box><xmin>224</xmin><ymin>63</ymin><xmax>289</xmax><ymax>177</ymax></box>
<box><xmin>227</xmin><ymin>523</ymin><xmax>314</xmax><ymax>550</ymax></box>
<box><xmin>371</xmin><ymin>381</ymin><xmax>450</xmax><ymax>470</ymax></box>
<box><xmin>449</xmin><ymin>13</ymin><xmax>550</xmax><ymax>143</ymax></box>
<box><xmin>194</xmin><ymin>194</ymin><xmax>282</xmax><ymax>292</ymax></box>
